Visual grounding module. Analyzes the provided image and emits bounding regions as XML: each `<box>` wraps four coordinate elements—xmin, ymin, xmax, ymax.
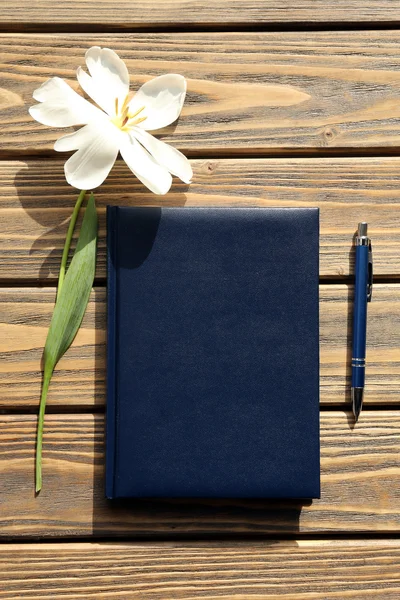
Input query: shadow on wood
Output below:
<box><xmin>13</xmin><ymin>160</ymin><xmax>189</xmax><ymax>280</ymax></box>
<box><xmin>92</xmin><ymin>416</ymin><xmax>311</xmax><ymax>538</ymax></box>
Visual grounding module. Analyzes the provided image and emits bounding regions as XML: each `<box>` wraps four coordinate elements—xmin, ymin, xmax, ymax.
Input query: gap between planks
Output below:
<box><xmin>3</xmin><ymin>148</ymin><xmax>400</xmax><ymax>162</ymax></box>
<box><xmin>2</xmin><ymin>277</ymin><xmax>400</xmax><ymax>288</ymax></box>
<box><xmin>2</xmin><ymin>23</ymin><xmax>400</xmax><ymax>35</ymax></box>
<box><xmin>1</xmin><ymin>533</ymin><xmax>400</xmax><ymax>543</ymax></box>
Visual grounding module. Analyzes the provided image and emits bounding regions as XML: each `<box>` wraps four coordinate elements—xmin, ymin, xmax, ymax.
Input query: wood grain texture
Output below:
<box><xmin>1</xmin><ymin>284</ymin><xmax>399</xmax><ymax>409</ymax></box>
<box><xmin>2</xmin><ymin>1</ymin><xmax>400</xmax><ymax>27</ymax></box>
<box><xmin>1</xmin><ymin>2</ymin><xmax>399</xmax><ymax>593</ymax></box>
<box><xmin>1</xmin><ymin>158</ymin><xmax>400</xmax><ymax>280</ymax></box>
<box><xmin>1</xmin><ymin>540</ymin><xmax>400</xmax><ymax>599</ymax></box>
<box><xmin>1</xmin><ymin>412</ymin><xmax>400</xmax><ymax>537</ymax></box>
<box><xmin>4</xmin><ymin>32</ymin><xmax>400</xmax><ymax>152</ymax></box>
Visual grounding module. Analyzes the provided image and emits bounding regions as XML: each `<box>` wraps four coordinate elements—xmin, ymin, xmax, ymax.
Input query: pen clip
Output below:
<box><xmin>367</xmin><ymin>241</ymin><xmax>373</xmax><ymax>302</ymax></box>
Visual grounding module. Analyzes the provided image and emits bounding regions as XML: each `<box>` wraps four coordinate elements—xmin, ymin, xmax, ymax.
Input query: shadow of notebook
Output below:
<box><xmin>106</xmin><ymin>207</ymin><xmax>320</xmax><ymax>500</ymax></box>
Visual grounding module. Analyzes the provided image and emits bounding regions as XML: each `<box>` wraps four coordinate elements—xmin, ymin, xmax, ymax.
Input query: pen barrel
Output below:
<box><xmin>352</xmin><ymin>244</ymin><xmax>369</xmax><ymax>388</ymax></box>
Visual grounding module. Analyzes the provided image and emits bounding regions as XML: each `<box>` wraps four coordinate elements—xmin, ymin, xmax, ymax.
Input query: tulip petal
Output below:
<box><xmin>129</xmin><ymin>74</ymin><xmax>187</xmax><ymax>131</ymax></box>
<box><xmin>134</xmin><ymin>128</ymin><xmax>192</xmax><ymax>184</ymax></box>
<box><xmin>78</xmin><ymin>46</ymin><xmax>130</xmax><ymax>117</ymax></box>
<box><xmin>54</xmin><ymin>121</ymin><xmax>120</xmax><ymax>190</ymax></box>
<box><xmin>120</xmin><ymin>134</ymin><xmax>172</xmax><ymax>195</ymax></box>
<box><xmin>29</xmin><ymin>77</ymin><xmax>103</xmax><ymax>127</ymax></box>
<box><xmin>76</xmin><ymin>67</ymin><xmax>109</xmax><ymax>115</ymax></box>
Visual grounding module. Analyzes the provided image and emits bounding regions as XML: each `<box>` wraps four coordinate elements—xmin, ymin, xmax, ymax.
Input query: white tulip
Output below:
<box><xmin>29</xmin><ymin>46</ymin><xmax>192</xmax><ymax>194</ymax></box>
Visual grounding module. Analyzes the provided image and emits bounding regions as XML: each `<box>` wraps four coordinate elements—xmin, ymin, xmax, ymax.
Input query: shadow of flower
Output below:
<box><xmin>13</xmin><ymin>158</ymin><xmax>189</xmax><ymax>281</ymax></box>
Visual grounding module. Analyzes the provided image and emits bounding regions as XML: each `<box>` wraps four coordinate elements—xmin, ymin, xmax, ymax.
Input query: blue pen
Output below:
<box><xmin>351</xmin><ymin>223</ymin><xmax>373</xmax><ymax>422</ymax></box>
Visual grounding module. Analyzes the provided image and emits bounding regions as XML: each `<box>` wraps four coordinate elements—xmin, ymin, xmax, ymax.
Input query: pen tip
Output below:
<box><xmin>351</xmin><ymin>388</ymin><xmax>364</xmax><ymax>424</ymax></box>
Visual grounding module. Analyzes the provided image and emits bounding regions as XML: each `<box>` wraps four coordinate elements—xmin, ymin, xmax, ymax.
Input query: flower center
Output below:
<box><xmin>112</xmin><ymin>94</ymin><xmax>147</xmax><ymax>131</ymax></box>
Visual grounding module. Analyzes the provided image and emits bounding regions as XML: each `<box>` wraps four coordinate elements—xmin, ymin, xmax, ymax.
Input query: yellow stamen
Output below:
<box><xmin>111</xmin><ymin>97</ymin><xmax>147</xmax><ymax>131</ymax></box>
<box><xmin>120</xmin><ymin>92</ymin><xmax>135</xmax><ymax>116</ymax></box>
<box><xmin>124</xmin><ymin>107</ymin><xmax>147</xmax><ymax>128</ymax></box>
<box><xmin>132</xmin><ymin>115</ymin><xmax>147</xmax><ymax>125</ymax></box>
<box><xmin>127</xmin><ymin>105</ymin><xmax>145</xmax><ymax>120</ymax></box>
<box><xmin>119</xmin><ymin>115</ymin><xmax>147</xmax><ymax>131</ymax></box>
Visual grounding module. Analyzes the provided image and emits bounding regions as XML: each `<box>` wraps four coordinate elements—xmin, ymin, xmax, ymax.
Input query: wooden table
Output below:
<box><xmin>1</xmin><ymin>2</ymin><xmax>400</xmax><ymax>598</ymax></box>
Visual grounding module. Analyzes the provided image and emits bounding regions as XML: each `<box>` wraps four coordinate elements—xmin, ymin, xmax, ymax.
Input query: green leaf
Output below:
<box><xmin>44</xmin><ymin>193</ymin><xmax>98</xmax><ymax>370</ymax></box>
<box><xmin>36</xmin><ymin>193</ymin><xmax>98</xmax><ymax>492</ymax></box>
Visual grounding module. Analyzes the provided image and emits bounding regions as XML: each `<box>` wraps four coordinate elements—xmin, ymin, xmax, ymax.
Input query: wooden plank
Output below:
<box><xmin>0</xmin><ymin>287</ymin><xmax>104</xmax><ymax>409</ymax></box>
<box><xmin>1</xmin><ymin>412</ymin><xmax>400</xmax><ymax>537</ymax></box>
<box><xmin>2</xmin><ymin>283</ymin><xmax>400</xmax><ymax>407</ymax></box>
<box><xmin>3</xmin><ymin>32</ymin><xmax>400</xmax><ymax>153</ymax></box>
<box><xmin>1</xmin><ymin>158</ymin><xmax>400</xmax><ymax>280</ymax></box>
<box><xmin>1</xmin><ymin>284</ymin><xmax>399</xmax><ymax>409</ymax></box>
<box><xmin>1</xmin><ymin>540</ymin><xmax>400</xmax><ymax>599</ymax></box>
<box><xmin>2</xmin><ymin>1</ymin><xmax>400</xmax><ymax>28</ymax></box>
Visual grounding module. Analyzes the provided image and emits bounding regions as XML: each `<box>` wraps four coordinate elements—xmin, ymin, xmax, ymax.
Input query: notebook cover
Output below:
<box><xmin>106</xmin><ymin>206</ymin><xmax>320</xmax><ymax>499</ymax></box>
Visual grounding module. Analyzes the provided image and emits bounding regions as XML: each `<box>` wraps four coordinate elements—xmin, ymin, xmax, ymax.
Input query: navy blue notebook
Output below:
<box><xmin>106</xmin><ymin>206</ymin><xmax>320</xmax><ymax>499</ymax></box>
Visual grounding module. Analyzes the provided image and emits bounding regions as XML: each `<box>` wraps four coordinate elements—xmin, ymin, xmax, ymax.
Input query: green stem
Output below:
<box><xmin>35</xmin><ymin>367</ymin><xmax>52</xmax><ymax>493</ymax></box>
<box><xmin>57</xmin><ymin>190</ymin><xmax>86</xmax><ymax>300</ymax></box>
<box><xmin>36</xmin><ymin>189</ymin><xmax>86</xmax><ymax>492</ymax></box>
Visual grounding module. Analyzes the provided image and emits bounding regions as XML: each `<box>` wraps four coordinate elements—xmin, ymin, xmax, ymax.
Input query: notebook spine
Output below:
<box><xmin>316</xmin><ymin>209</ymin><xmax>321</xmax><ymax>498</ymax></box>
<box><xmin>106</xmin><ymin>206</ymin><xmax>118</xmax><ymax>499</ymax></box>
